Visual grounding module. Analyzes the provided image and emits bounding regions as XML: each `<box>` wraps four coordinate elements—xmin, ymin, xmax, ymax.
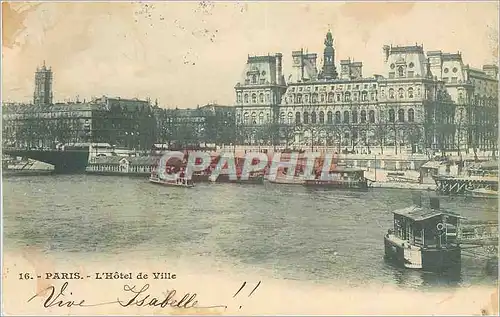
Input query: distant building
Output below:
<box><xmin>153</xmin><ymin>104</ymin><xmax>235</xmax><ymax>148</ymax></box>
<box><xmin>33</xmin><ymin>61</ymin><xmax>53</xmax><ymax>106</ymax></box>
<box><xmin>3</xmin><ymin>65</ymin><xmax>156</xmax><ymax>150</ymax></box>
<box><xmin>234</xmin><ymin>30</ymin><xmax>498</xmax><ymax>154</ymax></box>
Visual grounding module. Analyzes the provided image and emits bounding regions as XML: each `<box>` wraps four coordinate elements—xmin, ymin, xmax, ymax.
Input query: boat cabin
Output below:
<box><xmin>387</xmin><ymin>194</ymin><xmax>465</xmax><ymax>249</ymax></box>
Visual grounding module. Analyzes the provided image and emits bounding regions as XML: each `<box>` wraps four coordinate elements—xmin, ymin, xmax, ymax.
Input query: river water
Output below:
<box><xmin>3</xmin><ymin>174</ymin><xmax>498</xmax><ymax>291</ymax></box>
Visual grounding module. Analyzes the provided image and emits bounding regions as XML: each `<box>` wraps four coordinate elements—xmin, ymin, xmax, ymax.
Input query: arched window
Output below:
<box><xmin>319</xmin><ymin>111</ymin><xmax>324</xmax><ymax>124</ymax></box>
<box><xmin>251</xmin><ymin>93</ymin><xmax>257</xmax><ymax>103</ymax></box>
<box><xmin>398</xmin><ymin>109</ymin><xmax>405</xmax><ymax>122</ymax></box>
<box><xmin>312</xmin><ymin>93</ymin><xmax>318</xmax><ymax>103</ymax></box>
<box><xmin>244</xmin><ymin>94</ymin><xmax>249</xmax><ymax>103</ymax></box>
<box><xmin>311</xmin><ymin>112</ymin><xmax>317</xmax><ymax>124</ymax></box>
<box><xmin>398</xmin><ymin>88</ymin><xmax>405</xmax><ymax>99</ymax></box>
<box><xmin>389</xmin><ymin>88</ymin><xmax>395</xmax><ymax>99</ymax></box>
<box><xmin>370</xmin><ymin>92</ymin><xmax>375</xmax><ymax>101</ymax></box>
<box><xmin>408</xmin><ymin>108</ymin><xmax>415</xmax><ymax>122</ymax></box>
<box><xmin>288</xmin><ymin>112</ymin><xmax>293</xmax><ymax>124</ymax></box>
<box><xmin>304</xmin><ymin>94</ymin><xmax>310</xmax><ymax>103</ymax></box>
<box><xmin>259</xmin><ymin>93</ymin><xmax>264</xmax><ymax>103</ymax></box>
<box><xmin>321</xmin><ymin>94</ymin><xmax>325</xmax><ymax>102</ymax></box>
<box><xmin>335</xmin><ymin>111</ymin><xmax>341</xmax><ymax>124</ymax></box>
<box><xmin>296</xmin><ymin>94</ymin><xmax>302</xmax><ymax>103</ymax></box>
<box><xmin>328</xmin><ymin>93</ymin><xmax>334</xmax><ymax>103</ymax></box>
<box><xmin>252</xmin><ymin>75</ymin><xmax>257</xmax><ymax>84</ymax></box>
<box><xmin>343</xmin><ymin>111</ymin><xmax>349</xmax><ymax>123</ymax></box>
<box><xmin>360</xmin><ymin>110</ymin><xmax>366</xmax><ymax>123</ymax></box>
<box><xmin>361</xmin><ymin>91</ymin><xmax>368</xmax><ymax>101</ymax></box>
<box><xmin>388</xmin><ymin>109</ymin><xmax>395</xmax><ymax>122</ymax></box>
<box><xmin>280</xmin><ymin>112</ymin><xmax>285</xmax><ymax>124</ymax></box>
<box><xmin>258</xmin><ymin>112</ymin><xmax>264</xmax><ymax>124</ymax></box>
<box><xmin>408</xmin><ymin>87</ymin><xmax>414</xmax><ymax>99</ymax></box>
<box><xmin>266</xmin><ymin>93</ymin><xmax>270</xmax><ymax>102</ymax></box>
<box><xmin>369</xmin><ymin>110</ymin><xmax>375</xmax><ymax>123</ymax></box>
<box><xmin>327</xmin><ymin>111</ymin><xmax>333</xmax><ymax>124</ymax></box>
<box><xmin>303</xmin><ymin>112</ymin><xmax>309</xmax><ymax>124</ymax></box>
<box><xmin>251</xmin><ymin>112</ymin><xmax>257</xmax><ymax>125</ymax></box>
<box><xmin>398</xmin><ymin>66</ymin><xmax>404</xmax><ymax>77</ymax></box>
<box><xmin>344</xmin><ymin>92</ymin><xmax>351</xmax><ymax>102</ymax></box>
<box><xmin>244</xmin><ymin>112</ymin><xmax>249</xmax><ymax>124</ymax></box>
<box><xmin>295</xmin><ymin>112</ymin><xmax>301</xmax><ymax>124</ymax></box>
<box><xmin>352</xmin><ymin>111</ymin><xmax>358</xmax><ymax>123</ymax></box>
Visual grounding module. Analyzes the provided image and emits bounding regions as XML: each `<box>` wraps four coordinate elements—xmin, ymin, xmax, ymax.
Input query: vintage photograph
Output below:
<box><xmin>2</xmin><ymin>1</ymin><xmax>499</xmax><ymax>315</ymax></box>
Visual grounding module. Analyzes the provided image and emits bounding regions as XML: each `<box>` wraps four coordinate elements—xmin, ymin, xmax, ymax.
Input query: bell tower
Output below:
<box><xmin>33</xmin><ymin>61</ymin><xmax>53</xmax><ymax>106</ymax></box>
<box><xmin>322</xmin><ymin>29</ymin><xmax>338</xmax><ymax>80</ymax></box>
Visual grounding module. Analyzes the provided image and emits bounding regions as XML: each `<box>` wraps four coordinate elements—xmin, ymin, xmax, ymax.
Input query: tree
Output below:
<box><xmin>374</xmin><ymin>123</ymin><xmax>388</xmax><ymax>154</ymax></box>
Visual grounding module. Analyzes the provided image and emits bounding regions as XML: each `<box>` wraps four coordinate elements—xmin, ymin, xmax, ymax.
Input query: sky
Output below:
<box><xmin>2</xmin><ymin>1</ymin><xmax>499</xmax><ymax>108</ymax></box>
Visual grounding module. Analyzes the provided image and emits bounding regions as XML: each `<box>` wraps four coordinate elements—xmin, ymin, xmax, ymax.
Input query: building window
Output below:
<box><xmin>251</xmin><ymin>112</ymin><xmax>257</xmax><ymax>125</ymax></box>
<box><xmin>305</xmin><ymin>94</ymin><xmax>310</xmax><ymax>103</ymax></box>
<box><xmin>288</xmin><ymin>112</ymin><xmax>293</xmax><ymax>124</ymax></box>
<box><xmin>259</xmin><ymin>93</ymin><xmax>264</xmax><ymax>103</ymax></box>
<box><xmin>311</xmin><ymin>112</ymin><xmax>317</xmax><ymax>124</ymax></box>
<box><xmin>408</xmin><ymin>108</ymin><xmax>415</xmax><ymax>122</ymax></box>
<box><xmin>361</xmin><ymin>91</ymin><xmax>368</xmax><ymax>101</ymax></box>
<box><xmin>352</xmin><ymin>111</ymin><xmax>358</xmax><ymax>123</ymax></box>
<box><xmin>252</xmin><ymin>93</ymin><xmax>257</xmax><ymax>103</ymax></box>
<box><xmin>280</xmin><ymin>112</ymin><xmax>285</xmax><ymax>124</ymax></box>
<box><xmin>321</xmin><ymin>94</ymin><xmax>325</xmax><ymax>102</ymax></box>
<box><xmin>370</xmin><ymin>92</ymin><xmax>375</xmax><ymax>101</ymax></box>
<box><xmin>408</xmin><ymin>87</ymin><xmax>414</xmax><ymax>98</ymax></box>
<box><xmin>344</xmin><ymin>92</ymin><xmax>351</xmax><ymax>102</ymax></box>
<box><xmin>398</xmin><ymin>88</ymin><xmax>404</xmax><ymax>98</ymax></box>
<box><xmin>327</xmin><ymin>111</ymin><xmax>333</xmax><ymax>124</ymax></box>
<box><xmin>398</xmin><ymin>109</ymin><xmax>405</xmax><ymax>122</ymax></box>
<box><xmin>237</xmin><ymin>93</ymin><xmax>242</xmax><ymax>103</ymax></box>
<box><xmin>335</xmin><ymin>111</ymin><xmax>341</xmax><ymax>124</ymax></box>
<box><xmin>252</xmin><ymin>75</ymin><xmax>257</xmax><ymax>84</ymax></box>
<box><xmin>343</xmin><ymin>111</ymin><xmax>349</xmax><ymax>123</ymax></box>
<box><xmin>360</xmin><ymin>110</ymin><xmax>366</xmax><ymax>123</ymax></box>
<box><xmin>407</xmin><ymin>71</ymin><xmax>414</xmax><ymax>78</ymax></box>
<box><xmin>336</xmin><ymin>94</ymin><xmax>341</xmax><ymax>102</ymax></box>
<box><xmin>259</xmin><ymin>112</ymin><xmax>264</xmax><ymax>124</ymax></box>
<box><xmin>389</xmin><ymin>109</ymin><xmax>395</xmax><ymax>122</ymax></box>
<box><xmin>369</xmin><ymin>110</ymin><xmax>375</xmax><ymax>123</ymax></box>
<box><xmin>304</xmin><ymin>112</ymin><xmax>309</xmax><ymax>124</ymax></box>
<box><xmin>296</xmin><ymin>94</ymin><xmax>302</xmax><ymax>103</ymax></box>
<box><xmin>312</xmin><ymin>93</ymin><xmax>318</xmax><ymax>103</ymax></box>
<box><xmin>266</xmin><ymin>93</ymin><xmax>270</xmax><ymax>102</ymax></box>
<box><xmin>389</xmin><ymin>72</ymin><xmax>395</xmax><ymax>79</ymax></box>
<box><xmin>319</xmin><ymin>111</ymin><xmax>324</xmax><ymax>124</ymax></box>
<box><xmin>398</xmin><ymin>66</ymin><xmax>404</xmax><ymax>77</ymax></box>
<box><xmin>244</xmin><ymin>94</ymin><xmax>249</xmax><ymax>103</ymax></box>
<box><xmin>328</xmin><ymin>93</ymin><xmax>334</xmax><ymax>103</ymax></box>
<box><xmin>389</xmin><ymin>88</ymin><xmax>395</xmax><ymax>99</ymax></box>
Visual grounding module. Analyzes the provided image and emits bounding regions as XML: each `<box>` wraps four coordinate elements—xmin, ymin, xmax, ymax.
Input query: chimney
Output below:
<box><xmin>275</xmin><ymin>53</ymin><xmax>283</xmax><ymax>85</ymax></box>
<box><xmin>412</xmin><ymin>192</ymin><xmax>422</xmax><ymax>207</ymax></box>
<box><xmin>429</xmin><ymin>197</ymin><xmax>440</xmax><ymax>210</ymax></box>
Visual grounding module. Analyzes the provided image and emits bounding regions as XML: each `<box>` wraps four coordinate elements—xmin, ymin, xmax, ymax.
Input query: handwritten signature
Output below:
<box><xmin>27</xmin><ymin>281</ymin><xmax>227</xmax><ymax>310</ymax></box>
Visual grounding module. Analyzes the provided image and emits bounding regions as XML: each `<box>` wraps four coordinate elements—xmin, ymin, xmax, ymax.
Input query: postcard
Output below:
<box><xmin>2</xmin><ymin>1</ymin><xmax>499</xmax><ymax>315</ymax></box>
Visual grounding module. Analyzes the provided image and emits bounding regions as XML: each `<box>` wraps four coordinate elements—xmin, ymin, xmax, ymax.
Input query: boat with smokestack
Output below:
<box><xmin>149</xmin><ymin>154</ymin><xmax>194</xmax><ymax>188</ymax></box>
<box><xmin>384</xmin><ymin>192</ymin><xmax>464</xmax><ymax>271</ymax></box>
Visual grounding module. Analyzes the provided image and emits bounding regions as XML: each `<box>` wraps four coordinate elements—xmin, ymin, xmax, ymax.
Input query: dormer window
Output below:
<box><xmin>398</xmin><ymin>66</ymin><xmax>404</xmax><ymax>77</ymax></box>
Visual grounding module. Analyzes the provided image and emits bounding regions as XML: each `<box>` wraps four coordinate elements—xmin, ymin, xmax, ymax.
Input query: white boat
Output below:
<box><xmin>149</xmin><ymin>175</ymin><xmax>194</xmax><ymax>188</ymax></box>
<box><xmin>465</xmin><ymin>188</ymin><xmax>498</xmax><ymax>199</ymax></box>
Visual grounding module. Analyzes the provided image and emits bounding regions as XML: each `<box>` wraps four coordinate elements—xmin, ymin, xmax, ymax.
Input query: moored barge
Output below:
<box><xmin>303</xmin><ymin>166</ymin><xmax>368</xmax><ymax>189</ymax></box>
<box><xmin>384</xmin><ymin>193</ymin><xmax>464</xmax><ymax>271</ymax></box>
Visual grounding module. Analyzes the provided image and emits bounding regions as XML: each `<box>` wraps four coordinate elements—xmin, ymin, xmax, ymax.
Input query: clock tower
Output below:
<box><xmin>322</xmin><ymin>30</ymin><xmax>338</xmax><ymax>80</ymax></box>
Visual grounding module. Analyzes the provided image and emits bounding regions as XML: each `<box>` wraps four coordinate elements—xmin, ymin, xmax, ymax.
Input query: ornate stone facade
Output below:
<box><xmin>234</xmin><ymin>31</ymin><xmax>498</xmax><ymax>155</ymax></box>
